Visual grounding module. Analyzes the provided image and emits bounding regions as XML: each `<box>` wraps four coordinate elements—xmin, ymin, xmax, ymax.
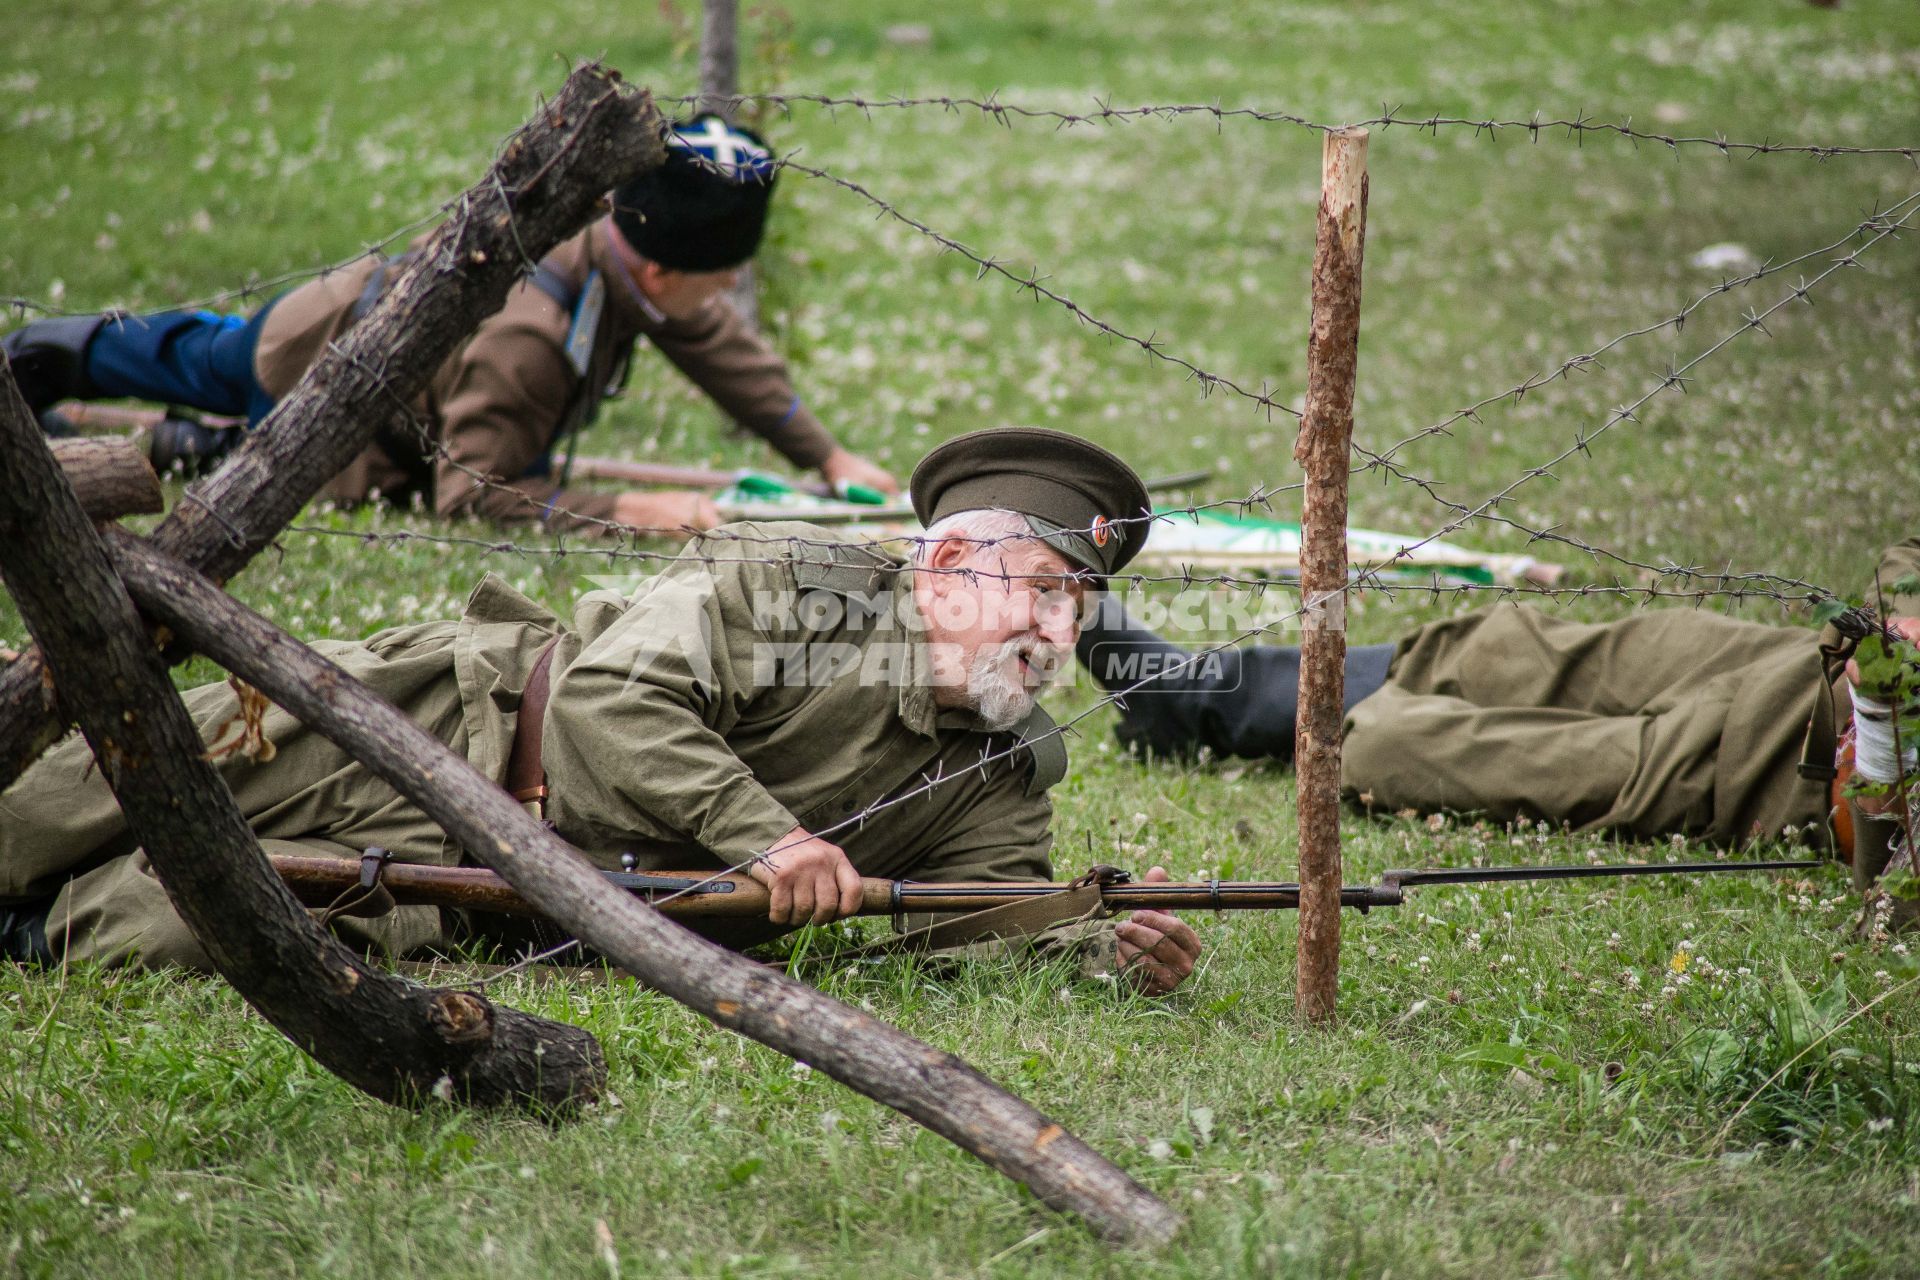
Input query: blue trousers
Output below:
<box><xmin>84</xmin><ymin>304</ymin><xmax>280</xmax><ymax>425</ymax></box>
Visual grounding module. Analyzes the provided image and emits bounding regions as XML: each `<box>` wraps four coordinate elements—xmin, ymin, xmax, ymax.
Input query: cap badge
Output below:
<box><xmin>1091</xmin><ymin>516</ymin><xmax>1111</xmax><ymax>548</ymax></box>
<box><xmin>671</xmin><ymin>118</ymin><xmax>774</xmax><ymax>181</ymax></box>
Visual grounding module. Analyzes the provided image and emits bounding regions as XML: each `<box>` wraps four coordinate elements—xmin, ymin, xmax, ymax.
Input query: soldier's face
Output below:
<box><xmin>918</xmin><ymin>535</ymin><xmax>1088</xmax><ymax>723</ymax></box>
<box><xmin>633</xmin><ymin>259</ymin><xmax>744</xmax><ymax>321</ymax></box>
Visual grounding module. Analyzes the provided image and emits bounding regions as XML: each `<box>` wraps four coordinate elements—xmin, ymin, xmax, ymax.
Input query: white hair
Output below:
<box><xmin>915</xmin><ymin>508</ymin><xmax>1035</xmax><ymax>566</ymax></box>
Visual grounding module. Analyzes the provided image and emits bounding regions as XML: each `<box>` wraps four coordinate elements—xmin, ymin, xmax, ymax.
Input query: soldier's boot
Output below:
<box><xmin>0</xmin><ymin>314</ymin><xmax>109</xmax><ymax>413</ymax></box>
<box><xmin>1849</xmin><ymin>805</ymin><xmax>1920</xmax><ymax>936</ymax></box>
<box><xmin>0</xmin><ymin>898</ymin><xmax>55</xmax><ymax>966</ymax></box>
<box><xmin>147</xmin><ymin>413</ymin><xmax>243</xmax><ymax>476</ymax></box>
<box><xmin>1076</xmin><ymin>598</ymin><xmax>1394</xmax><ymax>763</ymax></box>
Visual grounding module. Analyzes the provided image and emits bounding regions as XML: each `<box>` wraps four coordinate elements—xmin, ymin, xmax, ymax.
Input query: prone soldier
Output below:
<box><xmin>1077</xmin><ymin>537</ymin><xmax>1920</xmax><ymax>921</ymax></box>
<box><xmin>0</xmin><ymin>115</ymin><xmax>897</xmax><ymax>533</ymax></box>
<box><xmin>0</xmin><ymin>428</ymin><xmax>1201</xmax><ymax>994</ymax></box>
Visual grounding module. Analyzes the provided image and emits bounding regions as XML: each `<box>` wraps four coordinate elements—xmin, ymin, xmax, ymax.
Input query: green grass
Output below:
<box><xmin>6</xmin><ymin>0</ymin><xmax>1920</xmax><ymax>1274</ymax></box>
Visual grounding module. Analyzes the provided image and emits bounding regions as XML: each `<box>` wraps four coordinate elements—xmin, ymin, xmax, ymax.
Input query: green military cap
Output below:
<box><xmin>909</xmin><ymin>427</ymin><xmax>1152</xmax><ymax>580</ymax></box>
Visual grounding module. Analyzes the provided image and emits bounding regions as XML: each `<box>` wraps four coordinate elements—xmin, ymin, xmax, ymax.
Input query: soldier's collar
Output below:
<box><xmin>593</xmin><ymin>222</ymin><xmax>668</xmax><ymax>327</ymax></box>
<box><xmin>897</xmin><ymin>619</ymin><xmax>941</xmax><ymax>737</ymax></box>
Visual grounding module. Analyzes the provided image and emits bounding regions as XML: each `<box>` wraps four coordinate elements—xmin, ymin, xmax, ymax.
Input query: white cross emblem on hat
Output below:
<box><xmin>672</xmin><ymin>117</ymin><xmax>773</xmax><ymax>180</ymax></box>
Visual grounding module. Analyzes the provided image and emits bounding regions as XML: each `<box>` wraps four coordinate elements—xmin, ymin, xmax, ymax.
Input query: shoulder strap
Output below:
<box><xmin>528</xmin><ymin>261</ymin><xmax>578</xmax><ymax>312</ymax></box>
<box><xmin>1011</xmin><ymin>703</ymin><xmax>1069</xmax><ymax>796</ymax></box>
<box><xmin>792</xmin><ymin>541</ymin><xmax>897</xmax><ymax>598</ymax></box>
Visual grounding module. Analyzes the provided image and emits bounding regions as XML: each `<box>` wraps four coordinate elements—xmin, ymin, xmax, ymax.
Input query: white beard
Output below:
<box><xmin>965</xmin><ymin>638</ymin><xmax>1066</xmax><ymax>731</ymax></box>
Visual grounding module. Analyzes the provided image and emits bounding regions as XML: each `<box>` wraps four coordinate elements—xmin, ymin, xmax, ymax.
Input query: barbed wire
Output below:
<box><xmin>1350</xmin><ymin>196</ymin><xmax>1920</xmax><ymax>588</ymax></box>
<box><xmin>280</xmin><ymin>521</ymin><xmax>1836</xmax><ymax>607</ymax></box>
<box><xmin>771</xmin><ymin>153</ymin><xmax>1299</xmax><ymax>419</ymax></box>
<box><xmin>1357</xmin><ymin>189</ymin><xmax>1920</xmax><ymax>479</ymax></box>
<box><xmin>0</xmin><ymin>207</ymin><xmax>452</xmax><ymax>325</ymax></box>
<box><xmin>676</xmin><ymin>92</ymin><xmax>1920</xmax><ymax>163</ymax></box>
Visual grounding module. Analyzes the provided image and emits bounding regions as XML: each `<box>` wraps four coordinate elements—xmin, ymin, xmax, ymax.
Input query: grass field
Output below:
<box><xmin>6</xmin><ymin>0</ymin><xmax>1920</xmax><ymax>1275</ymax></box>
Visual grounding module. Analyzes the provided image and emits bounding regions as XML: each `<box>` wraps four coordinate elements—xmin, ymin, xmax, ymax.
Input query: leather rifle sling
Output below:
<box><xmin>839</xmin><ymin>881</ymin><xmax>1110</xmax><ymax>960</ymax></box>
<box><xmin>505</xmin><ymin>635</ymin><xmax>564</xmax><ymax>811</ymax></box>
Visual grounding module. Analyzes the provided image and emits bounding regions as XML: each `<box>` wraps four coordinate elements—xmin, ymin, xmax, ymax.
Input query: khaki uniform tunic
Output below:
<box><xmin>1343</xmin><ymin>538</ymin><xmax>1920</xmax><ymax>847</ymax></box>
<box><xmin>252</xmin><ymin>223</ymin><xmax>837</xmax><ymax>531</ymax></box>
<box><xmin>0</xmin><ymin>523</ymin><xmax>1059</xmax><ymax>969</ymax></box>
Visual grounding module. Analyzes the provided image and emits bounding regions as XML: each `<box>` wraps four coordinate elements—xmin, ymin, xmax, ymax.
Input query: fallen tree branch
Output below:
<box><xmin>50</xmin><ymin>438</ymin><xmax>163</xmax><ymax>521</ymax></box>
<box><xmin>0</xmin><ymin>361</ymin><xmax>607</xmax><ymax>1110</ymax></box>
<box><xmin>104</xmin><ymin>529</ymin><xmax>1184</xmax><ymax>1247</ymax></box>
<box><xmin>0</xmin><ymin>61</ymin><xmax>666</xmax><ymax>787</ymax></box>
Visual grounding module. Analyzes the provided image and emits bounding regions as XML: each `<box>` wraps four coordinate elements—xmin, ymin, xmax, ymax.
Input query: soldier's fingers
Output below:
<box><xmin>835</xmin><ymin>859</ymin><xmax>863</xmax><ymax>920</ymax></box>
<box><xmin>1120</xmin><ymin>952</ymin><xmax>1175</xmax><ymax>995</ymax></box>
<box><xmin>810</xmin><ymin>868</ymin><xmax>841</xmax><ymax>925</ymax></box>
<box><xmin>769</xmin><ymin>875</ymin><xmax>795</xmax><ymax>925</ymax></box>
<box><xmin>1116</xmin><ymin>921</ymin><xmax>1166</xmax><ymax>957</ymax></box>
<box><xmin>789</xmin><ymin>874</ymin><xmax>818</xmax><ymax>927</ymax></box>
<box><xmin>1154</xmin><ymin>915</ymin><xmax>1201</xmax><ymax>962</ymax></box>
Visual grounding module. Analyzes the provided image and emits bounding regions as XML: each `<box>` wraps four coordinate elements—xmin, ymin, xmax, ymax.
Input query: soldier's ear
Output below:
<box><xmin>925</xmin><ymin>536</ymin><xmax>973</xmax><ymax>596</ymax></box>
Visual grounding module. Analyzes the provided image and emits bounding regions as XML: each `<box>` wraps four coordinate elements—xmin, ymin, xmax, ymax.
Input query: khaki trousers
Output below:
<box><xmin>1342</xmin><ymin>607</ymin><xmax>1832</xmax><ymax>848</ymax></box>
<box><xmin>0</xmin><ymin>625</ymin><xmax>466</xmax><ymax>968</ymax></box>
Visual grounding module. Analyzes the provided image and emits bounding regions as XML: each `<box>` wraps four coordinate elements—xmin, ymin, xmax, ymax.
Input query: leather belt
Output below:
<box><xmin>506</xmin><ymin>635</ymin><xmax>563</xmax><ymax>808</ymax></box>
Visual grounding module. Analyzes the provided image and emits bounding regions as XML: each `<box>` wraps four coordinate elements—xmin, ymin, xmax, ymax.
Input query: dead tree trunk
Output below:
<box><xmin>0</xmin><ymin>364</ymin><xmax>606</xmax><ymax>1110</ymax></box>
<box><xmin>0</xmin><ymin>62</ymin><xmax>666</xmax><ymax>788</ymax></box>
<box><xmin>50</xmin><ymin>438</ymin><xmax>163</xmax><ymax>520</ymax></box>
<box><xmin>1292</xmin><ymin>128</ymin><xmax>1369</xmax><ymax>1024</ymax></box>
<box><xmin>102</xmin><ymin>531</ymin><xmax>1183</xmax><ymax>1247</ymax></box>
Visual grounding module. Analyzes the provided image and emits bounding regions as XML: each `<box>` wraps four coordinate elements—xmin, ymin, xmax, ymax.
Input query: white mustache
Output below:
<box><xmin>999</xmin><ymin>639</ymin><xmax>1069</xmax><ymax>683</ymax></box>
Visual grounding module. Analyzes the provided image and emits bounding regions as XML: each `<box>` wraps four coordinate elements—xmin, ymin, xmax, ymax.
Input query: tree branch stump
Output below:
<box><xmin>0</xmin><ymin>62</ymin><xmax>667</xmax><ymax>788</ymax></box>
<box><xmin>0</xmin><ymin>362</ymin><xmax>606</xmax><ymax>1110</ymax></box>
<box><xmin>50</xmin><ymin>438</ymin><xmax>163</xmax><ymax>521</ymax></box>
<box><xmin>103</xmin><ymin>531</ymin><xmax>1183</xmax><ymax>1247</ymax></box>
<box><xmin>1292</xmin><ymin>128</ymin><xmax>1368</xmax><ymax>1025</ymax></box>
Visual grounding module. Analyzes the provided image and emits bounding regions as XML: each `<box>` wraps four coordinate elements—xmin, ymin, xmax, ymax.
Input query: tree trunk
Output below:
<box><xmin>1292</xmin><ymin>128</ymin><xmax>1368</xmax><ymax>1025</ymax></box>
<box><xmin>0</xmin><ymin>363</ymin><xmax>606</xmax><ymax>1111</ymax></box>
<box><xmin>103</xmin><ymin>531</ymin><xmax>1183</xmax><ymax>1247</ymax></box>
<box><xmin>0</xmin><ymin>62</ymin><xmax>667</xmax><ymax>788</ymax></box>
<box><xmin>697</xmin><ymin>0</ymin><xmax>761</xmax><ymax>326</ymax></box>
<box><xmin>50</xmin><ymin>438</ymin><xmax>163</xmax><ymax>521</ymax></box>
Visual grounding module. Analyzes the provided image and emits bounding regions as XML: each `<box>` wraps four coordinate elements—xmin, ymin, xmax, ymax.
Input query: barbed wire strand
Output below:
<box><xmin>1349</xmin><ymin>197</ymin><xmax>1920</xmax><ymax>588</ymax></box>
<box><xmin>676</xmin><ymin>92</ymin><xmax>1920</xmax><ymax>163</ymax></box>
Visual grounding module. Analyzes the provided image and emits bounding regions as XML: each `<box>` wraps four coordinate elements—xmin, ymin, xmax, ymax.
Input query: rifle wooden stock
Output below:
<box><xmin>53</xmin><ymin>401</ymin><xmax>244</xmax><ymax>433</ymax></box>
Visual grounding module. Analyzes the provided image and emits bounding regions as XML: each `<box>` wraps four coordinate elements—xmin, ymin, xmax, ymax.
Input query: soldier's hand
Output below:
<box><xmin>1847</xmin><ymin>615</ymin><xmax>1920</xmax><ymax>687</ymax></box>
<box><xmin>819</xmin><ymin>447</ymin><xmax>901</xmax><ymax>497</ymax></box>
<box><xmin>752</xmin><ymin>826</ymin><xmax>864</xmax><ymax>926</ymax></box>
<box><xmin>1116</xmin><ymin>866</ymin><xmax>1202</xmax><ymax>996</ymax></box>
<box><xmin>612</xmin><ymin>490</ymin><xmax>722</xmax><ymax>533</ymax></box>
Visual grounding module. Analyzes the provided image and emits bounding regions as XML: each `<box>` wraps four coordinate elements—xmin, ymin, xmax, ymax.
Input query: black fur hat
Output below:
<box><xmin>612</xmin><ymin>114</ymin><xmax>778</xmax><ymax>272</ymax></box>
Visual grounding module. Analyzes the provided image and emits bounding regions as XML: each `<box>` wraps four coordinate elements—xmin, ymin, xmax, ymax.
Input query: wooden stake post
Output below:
<box><xmin>1293</xmin><ymin>128</ymin><xmax>1369</xmax><ymax>1023</ymax></box>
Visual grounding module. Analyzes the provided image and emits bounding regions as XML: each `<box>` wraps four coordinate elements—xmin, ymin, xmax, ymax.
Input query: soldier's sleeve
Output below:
<box><xmin>431</xmin><ymin>323</ymin><xmax>621</xmax><ymax>530</ymax></box>
<box><xmin>1875</xmin><ymin>537</ymin><xmax>1920</xmax><ymax>618</ymax></box>
<box><xmin>644</xmin><ymin>298</ymin><xmax>838</xmax><ymax>469</ymax></box>
<box><xmin>540</xmin><ymin>538</ymin><xmax>797</xmax><ymax>868</ymax></box>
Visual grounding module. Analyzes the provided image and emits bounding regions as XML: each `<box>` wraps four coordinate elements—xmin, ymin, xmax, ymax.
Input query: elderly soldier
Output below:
<box><xmin>0</xmin><ymin>115</ymin><xmax>896</xmax><ymax>532</ymax></box>
<box><xmin>0</xmin><ymin>428</ymin><xmax>1201</xmax><ymax>993</ymax></box>
<box><xmin>1077</xmin><ymin>538</ymin><xmax>1920</xmax><ymax>907</ymax></box>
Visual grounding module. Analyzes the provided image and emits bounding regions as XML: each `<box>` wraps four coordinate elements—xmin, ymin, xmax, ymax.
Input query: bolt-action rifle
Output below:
<box><xmin>271</xmin><ymin>851</ymin><xmax>1827</xmax><ymax>925</ymax></box>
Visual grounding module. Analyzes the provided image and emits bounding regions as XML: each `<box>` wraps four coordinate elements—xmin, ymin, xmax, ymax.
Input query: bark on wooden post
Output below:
<box><xmin>697</xmin><ymin>0</ymin><xmax>761</xmax><ymax>326</ymax></box>
<box><xmin>49</xmin><ymin>438</ymin><xmax>163</xmax><ymax>521</ymax></box>
<box><xmin>0</xmin><ymin>364</ymin><xmax>607</xmax><ymax>1110</ymax></box>
<box><xmin>100</xmin><ymin>533</ymin><xmax>1183</xmax><ymax>1247</ymax></box>
<box><xmin>1292</xmin><ymin>127</ymin><xmax>1369</xmax><ymax>1025</ymax></box>
<box><xmin>0</xmin><ymin>63</ymin><xmax>664</xmax><ymax>788</ymax></box>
